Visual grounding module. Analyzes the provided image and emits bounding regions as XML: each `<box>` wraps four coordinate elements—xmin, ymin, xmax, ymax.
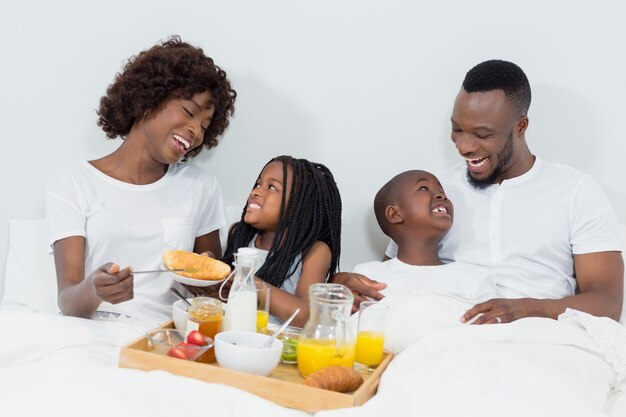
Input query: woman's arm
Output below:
<box><xmin>193</xmin><ymin>230</ymin><xmax>222</xmax><ymax>258</ymax></box>
<box><xmin>54</xmin><ymin>236</ymin><xmax>133</xmax><ymax>318</ymax></box>
<box><xmin>260</xmin><ymin>241</ymin><xmax>332</xmax><ymax>327</ymax></box>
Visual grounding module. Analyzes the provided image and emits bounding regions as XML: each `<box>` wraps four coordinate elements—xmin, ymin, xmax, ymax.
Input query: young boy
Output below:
<box><xmin>353</xmin><ymin>170</ymin><xmax>496</xmax><ymax>302</ymax></box>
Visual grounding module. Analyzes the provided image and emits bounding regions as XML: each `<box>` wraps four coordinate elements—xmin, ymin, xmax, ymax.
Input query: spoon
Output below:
<box><xmin>169</xmin><ymin>287</ymin><xmax>192</xmax><ymax>308</ymax></box>
<box><xmin>261</xmin><ymin>307</ymin><xmax>300</xmax><ymax>349</ymax></box>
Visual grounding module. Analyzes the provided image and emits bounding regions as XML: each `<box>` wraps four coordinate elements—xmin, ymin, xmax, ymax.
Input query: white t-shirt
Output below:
<box><xmin>386</xmin><ymin>158</ymin><xmax>621</xmax><ymax>299</ymax></box>
<box><xmin>354</xmin><ymin>258</ymin><xmax>497</xmax><ymax>302</ymax></box>
<box><xmin>46</xmin><ymin>161</ymin><xmax>227</xmax><ymax>325</ymax></box>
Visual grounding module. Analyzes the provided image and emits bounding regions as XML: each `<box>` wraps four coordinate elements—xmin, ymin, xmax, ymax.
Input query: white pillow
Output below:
<box><xmin>0</xmin><ymin>219</ymin><xmax>58</xmax><ymax>314</ymax></box>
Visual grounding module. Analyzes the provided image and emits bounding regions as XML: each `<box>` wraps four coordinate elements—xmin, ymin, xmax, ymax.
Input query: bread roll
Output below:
<box><xmin>304</xmin><ymin>366</ymin><xmax>364</xmax><ymax>392</ymax></box>
<box><xmin>162</xmin><ymin>250</ymin><xmax>231</xmax><ymax>281</ymax></box>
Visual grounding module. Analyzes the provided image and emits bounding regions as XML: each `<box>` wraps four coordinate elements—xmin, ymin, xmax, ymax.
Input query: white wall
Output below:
<box><xmin>1</xmin><ymin>0</ymin><xmax>625</xmax><ymax>291</ymax></box>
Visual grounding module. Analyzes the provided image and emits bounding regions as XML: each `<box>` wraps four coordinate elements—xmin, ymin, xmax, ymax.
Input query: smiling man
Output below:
<box><xmin>335</xmin><ymin>60</ymin><xmax>624</xmax><ymax>323</ymax></box>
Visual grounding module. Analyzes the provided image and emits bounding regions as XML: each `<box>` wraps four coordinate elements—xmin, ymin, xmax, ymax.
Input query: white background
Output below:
<box><xmin>1</xmin><ymin>0</ymin><xmax>625</xmax><ymax>291</ymax></box>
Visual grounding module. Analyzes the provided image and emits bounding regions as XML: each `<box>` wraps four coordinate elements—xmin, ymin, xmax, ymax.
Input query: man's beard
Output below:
<box><xmin>467</xmin><ymin>131</ymin><xmax>514</xmax><ymax>190</ymax></box>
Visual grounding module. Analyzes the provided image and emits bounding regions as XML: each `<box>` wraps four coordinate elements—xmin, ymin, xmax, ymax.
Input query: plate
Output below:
<box><xmin>163</xmin><ymin>264</ymin><xmax>228</xmax><ymax>287</ymax></box>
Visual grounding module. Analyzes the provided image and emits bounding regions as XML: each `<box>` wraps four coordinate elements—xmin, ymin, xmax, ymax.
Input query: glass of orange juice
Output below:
<box><xmin>256</xmin><ymin>282</ymin><xmax>270</xmax><ymax>333</ymax></box>
<box><xmin>355</xmin><ymin>301</ymin><xmax>389</xmax><ymax>373</ymax></box>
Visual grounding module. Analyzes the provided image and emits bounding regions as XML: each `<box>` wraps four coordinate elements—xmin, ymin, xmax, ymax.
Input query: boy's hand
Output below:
<box><xmin>330</xmin><ymin>272</ymin><xmax>386</xmax><ymax>314</ymax></box>
<box><xmin>92</xmin><ymin>263</ymin><xmax>134</xmax><ymax>304</ymax></box>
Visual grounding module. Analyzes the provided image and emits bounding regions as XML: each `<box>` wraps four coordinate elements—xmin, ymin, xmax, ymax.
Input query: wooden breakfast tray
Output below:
<box><xmin>119</xmin><ymin>321</ymin><xmax>393</xmax><ymax>412</ymax></box>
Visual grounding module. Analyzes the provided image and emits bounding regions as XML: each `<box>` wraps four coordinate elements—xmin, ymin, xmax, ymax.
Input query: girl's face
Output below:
<box><xmin>141</xmin><ymin>91</ymin><xmax>215</xmax><ymax>164</ymax></box>
<box><xmin>244</xmin><ymin>161</ymin><xmax>293</xmax><ymax>232</ymax></box>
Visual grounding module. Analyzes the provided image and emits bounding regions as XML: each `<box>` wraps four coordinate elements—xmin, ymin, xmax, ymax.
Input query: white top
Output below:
<box><xmin>386</xmin><ymin>158</ymin><xmax>621</xmax><ymax>299</ymax></box>
<box><xmin>46</xmin><ymin>160</ymin><xmax>227</xmax><ymax>325</ymax></box>
<box><xmin>354</xmin><ymin>258</ymin><xmax>497</xmax><ymax>302</ymax></box>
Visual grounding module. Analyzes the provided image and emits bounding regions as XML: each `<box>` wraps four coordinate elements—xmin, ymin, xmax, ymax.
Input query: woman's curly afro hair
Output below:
<box><xmin>97</xmin><ymin>35</ymin><xmax>236</xmax><ymax>158</ymax></box>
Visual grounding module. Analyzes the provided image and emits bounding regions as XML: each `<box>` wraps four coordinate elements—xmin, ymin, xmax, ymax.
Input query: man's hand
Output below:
<box><xmin>92</xmin><ymin>263</ymin><xmax>134</xmax><ymax>304</ymax></box>
<box><xmin>461</xmin><ymin>298</ymin><xmax>545</xmax><ymax>324</ymax></box>
<box><xmin>331</xmin><ymin>272</ymin><xmax>387</xmax><ymax>313</ymax></box>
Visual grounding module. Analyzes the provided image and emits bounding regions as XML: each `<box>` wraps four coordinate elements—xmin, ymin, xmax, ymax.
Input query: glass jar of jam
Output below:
<box><xmin>186</xmin><ymin>297</ymin><xmax>223</xmax><ymax>362</ymax></box>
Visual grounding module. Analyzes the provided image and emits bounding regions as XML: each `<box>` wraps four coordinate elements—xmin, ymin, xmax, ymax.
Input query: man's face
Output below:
<box><xmin>450</xmin><ymin>89</ymin><xmax>526</xmax><ymax>188</ymax></box>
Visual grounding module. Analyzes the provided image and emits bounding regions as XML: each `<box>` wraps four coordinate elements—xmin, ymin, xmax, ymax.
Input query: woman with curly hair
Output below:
<box><xmin>46</xmin><ymin>36</ymin><xmax>236</xmax><ymax>324</ymax></box>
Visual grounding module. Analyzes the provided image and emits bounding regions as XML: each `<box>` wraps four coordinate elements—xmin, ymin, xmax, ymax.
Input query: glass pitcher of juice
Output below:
<box><xmin>297</xmin><ymin>283</ymin><xmax>356</xmax><ymax>377</ymax></box>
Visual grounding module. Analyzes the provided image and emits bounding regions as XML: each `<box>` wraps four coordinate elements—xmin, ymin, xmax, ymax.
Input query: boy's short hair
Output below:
<box><xmin>374</xmin><ymin>170</ymin><xmax>417</xmax><ymax>239</ymax></box>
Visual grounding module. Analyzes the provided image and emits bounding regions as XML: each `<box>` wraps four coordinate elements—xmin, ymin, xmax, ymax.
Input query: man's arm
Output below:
<box><xmin>330</xmin><ymin>272</ymin><xmax>387</xmax><ymax>314</ymax></box>
<box><xmin>462</xmin><ymin>251</ymin><xmax>624</xmax><ymax>324</ymax></box>
<box><xmin>552</xmin><ymin>251</ymin><xmax>623</xmax><ymax>320</ymax></box>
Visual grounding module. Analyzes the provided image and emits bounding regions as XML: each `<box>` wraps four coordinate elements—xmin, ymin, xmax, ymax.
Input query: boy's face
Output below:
<box><xmin>396</xmin><ymin>171</ymin><xmax>453</xmax><ymax>235</ymax></box>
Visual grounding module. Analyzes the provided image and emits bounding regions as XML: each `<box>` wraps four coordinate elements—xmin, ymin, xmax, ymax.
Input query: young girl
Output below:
<box><xmin>47</xmin><ymin>36</ymin><xmax>236</xmax><ymax>325</ymax></box>
<box><xmin>222</xmin><ymin>155</ymin><xmax>342</xmax><ymax>327</ymax></box>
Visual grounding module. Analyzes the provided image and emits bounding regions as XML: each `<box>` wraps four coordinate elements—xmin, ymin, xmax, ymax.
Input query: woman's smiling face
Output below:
<box><xmin>141</xmin><ymin>91</ymin><xmax>215</xmax><ymax>164</ymax></box>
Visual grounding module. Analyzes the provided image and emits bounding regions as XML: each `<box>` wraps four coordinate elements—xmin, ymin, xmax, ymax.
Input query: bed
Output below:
<box><xmin>1</xmin><ymin>219</ymin><xmax>625</xmax><ymax>417</ymax></box>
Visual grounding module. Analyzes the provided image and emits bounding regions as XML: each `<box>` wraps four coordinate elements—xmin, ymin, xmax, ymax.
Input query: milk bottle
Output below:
<box><xmin>221</xmin><ymin>248</ymin><xmax>259</xmax><ymax>332</ymax></box>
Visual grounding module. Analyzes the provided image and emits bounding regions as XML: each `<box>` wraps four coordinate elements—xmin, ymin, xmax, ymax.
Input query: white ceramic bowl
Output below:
<box><xmin>214</xmin><ymin>331</ymin><xmax>283</xmax><ymax>376</ymax></box>
<box><xmin>172</xmin><ymin>299</ymin><xmax>192</xmax><ymax>332</ymax></box>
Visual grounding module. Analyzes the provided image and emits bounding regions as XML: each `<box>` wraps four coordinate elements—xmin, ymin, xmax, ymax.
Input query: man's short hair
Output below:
<box><xmin>463</xmin><ymin>59</ymin><xmax>531</xmax><ymax>116</ymax></box>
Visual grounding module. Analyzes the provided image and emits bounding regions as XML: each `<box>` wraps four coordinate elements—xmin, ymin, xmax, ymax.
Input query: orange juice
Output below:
<box><xmin>355</xmin><ymin>330</ymin><xmax>385</xmax><ymax>366</ymax></box>
<box><xmin>256</xmin><ymin>310</ymin><xmax>269</xmax><ymax>333</ymax></box>
<box><xmin>297</xmin><ymin>338</ymin><xmax>355</xmax><ymax>377</ymax></box>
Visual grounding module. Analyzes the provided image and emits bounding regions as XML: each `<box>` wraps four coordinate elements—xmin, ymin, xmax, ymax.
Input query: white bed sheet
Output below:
<box><xmin>1</xmin><ymin>291</ymin><xmax>625</xmax><ymax>417</ymax></box>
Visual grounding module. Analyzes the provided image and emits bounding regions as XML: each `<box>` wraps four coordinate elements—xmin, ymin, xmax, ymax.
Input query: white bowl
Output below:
<box><xmin>172</xmin><ymin>299</ymin><xmax>192</xmax><ymax>332</ymax></box>
<box><xmin>214</xmin><ymin>331</ymin><xmax>283</xmax><ymax>376</ymax></box>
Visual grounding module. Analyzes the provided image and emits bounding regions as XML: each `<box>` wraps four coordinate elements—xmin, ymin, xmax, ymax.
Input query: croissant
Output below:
<box><xmin>162</xmin><ymin>250</ymin><xmax>231</xmax><ymax>281</ymax></box>
<box><xmin>304</xmin><ymin>366</ymin><xmax>364</xmax><ymax>392</ymax></box>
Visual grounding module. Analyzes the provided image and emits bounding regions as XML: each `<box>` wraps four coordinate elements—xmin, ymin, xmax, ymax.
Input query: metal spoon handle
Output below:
<box><xmin>262</xmin><ymin>307</ymin><xmax>300</xmax><ymax>349</ymax></box>
<box><xmin>169</xmin><ymin>287</ymin><xmax>192</xmax><ymax>307</ymax></box>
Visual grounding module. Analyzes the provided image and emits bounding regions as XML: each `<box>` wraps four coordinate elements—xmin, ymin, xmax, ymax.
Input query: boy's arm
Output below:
<box><xmin>461</xmin><ymin>251</ymin><xmax>624</xmax><ymax>324</ymax></box>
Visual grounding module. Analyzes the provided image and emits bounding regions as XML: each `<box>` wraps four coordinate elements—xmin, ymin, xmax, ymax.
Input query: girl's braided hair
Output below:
<box><xmin>223</xmin><ymin>155</ymin><xmax>342</xmax><ymax>288</ymax></box>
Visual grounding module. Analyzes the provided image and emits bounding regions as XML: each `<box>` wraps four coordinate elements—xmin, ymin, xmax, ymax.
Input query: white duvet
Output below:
<box><xmin>1</xmin><ymin>291</ymin><xmax>625</xmax><ymax>417</ymax></box>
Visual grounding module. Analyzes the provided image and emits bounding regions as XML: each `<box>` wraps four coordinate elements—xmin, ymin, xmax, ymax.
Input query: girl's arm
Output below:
<box><xmin>259</xmin><ymin>240</ymin><xmax>331</xmax><ymax>327</ymax></box>
<box><xmin>53</xmin><ymin>236</ymin><xmax>133</xmax><ymax>318</ymax></box>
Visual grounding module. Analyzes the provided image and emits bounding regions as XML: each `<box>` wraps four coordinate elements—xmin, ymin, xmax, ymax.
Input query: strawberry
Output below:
<box><xmin>187</xmin><ymin>330</ymin><xmax>208</xmax><ymax>346</ymax></box>
<box><xmin>166</xmin><ymin>346</ymin><xmax>189</xmax><ymax>360</ymax></box>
